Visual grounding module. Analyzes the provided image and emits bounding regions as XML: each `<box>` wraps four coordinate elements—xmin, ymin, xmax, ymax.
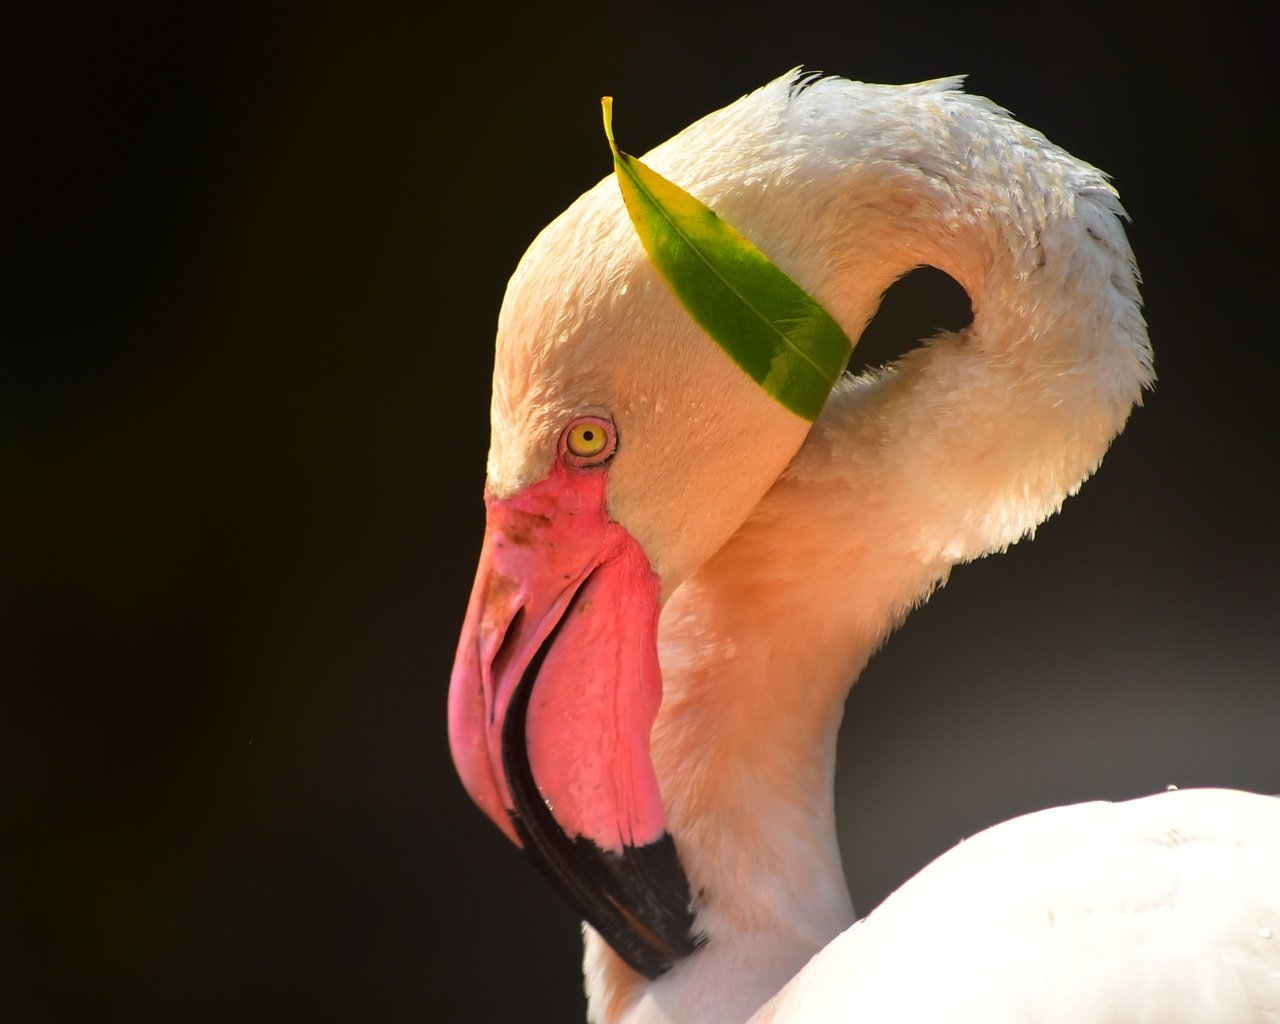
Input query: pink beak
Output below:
<box><xmin>448</xmin><ymin>461</ymin><xmax>701</xmax><ymax>978</ymax></box>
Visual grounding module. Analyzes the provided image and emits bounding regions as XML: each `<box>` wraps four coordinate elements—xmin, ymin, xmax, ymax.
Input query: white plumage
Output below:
<box><xmin>457</xmin><ymin>70</ymin><xmax>1280</xmax><ymax>1023</ymax></box>
<box><xmin>756</xmin><ymin>790</ymin><xmax>1280</xmax><ymax>1023</ymax></box>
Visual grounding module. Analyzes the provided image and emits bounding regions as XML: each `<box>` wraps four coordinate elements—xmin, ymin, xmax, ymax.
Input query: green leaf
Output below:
<box><xmin>602</xmin><ymin>97</ymin><xmax>853</xmax><ymax>422</ymax></box>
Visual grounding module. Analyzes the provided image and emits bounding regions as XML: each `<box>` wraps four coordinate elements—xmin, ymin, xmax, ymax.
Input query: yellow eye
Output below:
<box><xmin>561</xmin><ymin>416</ymin><xmax>616</xmax><ymax>466</ymax></box>
<box><xmin>567</xmin><ymin>423</ymin><xmax>606</xmax><ymax>456</ymax></box>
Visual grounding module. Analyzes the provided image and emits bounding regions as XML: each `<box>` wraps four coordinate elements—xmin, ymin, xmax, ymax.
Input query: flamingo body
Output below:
<box><xmin>756</xmin><ymin>789</ymin><xmax>1280</xmax><ymax>1023</ymax></box>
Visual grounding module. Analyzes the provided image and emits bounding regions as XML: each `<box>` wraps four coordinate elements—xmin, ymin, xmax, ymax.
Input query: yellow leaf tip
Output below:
<box><xmin>601</xmin><ymin>96</ymin><xmax>617</xmax><ymax>152</ymax></box>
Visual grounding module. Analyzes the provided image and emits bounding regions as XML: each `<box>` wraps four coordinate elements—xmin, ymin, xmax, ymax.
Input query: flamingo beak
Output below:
<box><xmin>448</xmin><ymin>461</ymin><xmax>702</xmax><ymax>978</ymax></box>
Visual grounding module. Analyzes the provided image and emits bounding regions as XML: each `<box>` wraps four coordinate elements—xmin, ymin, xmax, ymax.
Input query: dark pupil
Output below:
<box><xmin>582</xmin><ymin>430</ymin><xmax>595</xmax><ymax>442</ymax></box>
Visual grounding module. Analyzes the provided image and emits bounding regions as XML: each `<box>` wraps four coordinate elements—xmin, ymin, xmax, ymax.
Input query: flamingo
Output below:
<box><xmin>447</xmin><ymin>71</ymin><xmax>1280</xmax><ymax>1023</ymax></box>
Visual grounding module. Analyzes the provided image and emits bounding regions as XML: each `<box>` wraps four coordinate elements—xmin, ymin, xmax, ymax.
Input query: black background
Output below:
<box><xmin>6</xmin><ymin>3</ymin><xmax>1277</xmax><ymax>1021</ymax></box>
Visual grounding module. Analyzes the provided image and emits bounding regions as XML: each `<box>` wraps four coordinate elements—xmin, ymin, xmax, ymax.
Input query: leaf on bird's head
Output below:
<box><xmin>602</xmin><ymin>97</ymin><xmax>852</xmax><ymax>422</ymax></box>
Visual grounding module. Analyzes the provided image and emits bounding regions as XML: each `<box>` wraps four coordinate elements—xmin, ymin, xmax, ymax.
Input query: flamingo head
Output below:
<box><xmin>447</xmin><ymin>95</ymin><xmax>821</xmax><ymax>979</ymax></box>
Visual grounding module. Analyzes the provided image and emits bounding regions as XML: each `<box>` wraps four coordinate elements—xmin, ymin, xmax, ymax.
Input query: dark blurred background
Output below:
<box><xmin>5</xmin><ymin>2</ymin><xmax>1276</xmax><ymax>1021</ymax></box>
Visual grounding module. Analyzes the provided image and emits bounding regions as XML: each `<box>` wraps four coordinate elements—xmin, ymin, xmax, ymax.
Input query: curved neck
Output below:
<box><xmin>584</xmin><ymin>80</ymin><xmax>1151</xmax><ymax>1024</ymax></box>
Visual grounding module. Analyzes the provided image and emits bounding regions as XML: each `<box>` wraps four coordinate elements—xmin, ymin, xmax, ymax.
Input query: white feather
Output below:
<box><xmin>755</xmin><ymin>790</ymin><xmax>1280</xmax><ymax>1024</ymax></box>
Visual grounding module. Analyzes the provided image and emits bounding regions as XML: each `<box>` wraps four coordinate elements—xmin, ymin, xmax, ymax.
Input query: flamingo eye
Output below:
<box><xmin>561</xmin><ymin>416</ymin><xmax>617</xmax><ymax>467</ymax></box>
